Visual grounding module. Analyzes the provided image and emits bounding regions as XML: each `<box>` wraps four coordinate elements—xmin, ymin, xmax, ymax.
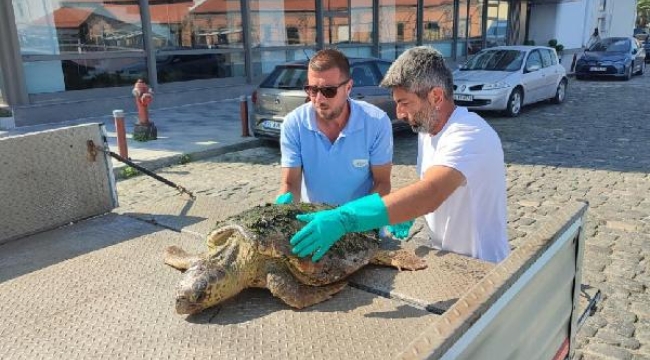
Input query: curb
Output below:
<box><xmin>112</xmin><ymin>138</ymin><xmax>269</xmax><ymax>180</ymax></box>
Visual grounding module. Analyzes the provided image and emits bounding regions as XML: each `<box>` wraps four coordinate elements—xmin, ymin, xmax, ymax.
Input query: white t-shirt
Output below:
<box><xmin>417</xmin><ymin>106</ymin><xmax>509</xmax><ymax>263</ymax></box>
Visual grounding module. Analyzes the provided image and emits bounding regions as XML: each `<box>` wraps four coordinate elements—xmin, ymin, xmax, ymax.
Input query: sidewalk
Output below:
<box><xmin>0</xmin><ymin>98</ymin><xmax>266</xmax><ymax>178</ymax></box>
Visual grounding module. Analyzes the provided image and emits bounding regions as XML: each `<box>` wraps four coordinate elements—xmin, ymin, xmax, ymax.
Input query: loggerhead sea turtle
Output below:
<box><xmin>164</xmin><ymin>203</ymin><xmax>427</xmax><ymax>314</ymax></box>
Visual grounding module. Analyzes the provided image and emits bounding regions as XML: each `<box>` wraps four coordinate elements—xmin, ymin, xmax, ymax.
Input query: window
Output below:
<box><xmin>380</xmin><ymin>0</ymin><xmax>417</xmax><ymax>43</ymax></box>
<box><xmin>351</xmin><ymin>64</ymin><xmax>378</xmax><ymax>87</ymax></box>
<box><xmin>151</xmin><ymin>1</ymin><xmax>244</xmax><ymax>50</ymax></box>
<box><xmin>545</xmin><ymin>49</ymin><xmax>558</xmax><ymax>65</ymax></box>
<box><xmin>13</xmin><ymin>0</ymin><xmax>144</xmax><ymax>55</ymax></box>
<box><xmin>467</xmin><ymin>0</ymin><xmax>485</xmax><ymax>55</ymax></box>
<box><xmin>422</xmin><ymin>0</ymin><xmax>454</xmax><ymax>56</ymax></box>
<box><xmin>251</xmin><ymin>1</ymin><xmax>316</xmax><ymax>47</ymax></box>
<box><xmin>462</xmin><ymin>49</ymin><xmax>524</xmax><ymax>71</ymax></box>
<box><xmin>260</xmin><ymin>66</ymin><xmax>307</xmax><ymax>90</ymax></box>
<box><xmin>16</xmin><ymin>3</ymin><xmax>26</xmax><ymax>18</ymax></box>
<box><xmin>397</xmin><ymin>23</ymin><xmax>405</xmax><ymax>42</ymax></box>
<box><xmin>12</xmin><ymin>0</ymin><xmax>147</xmax><ymax>93</ymax></box>
<box><xmin>526</xmin><ymin>50</ymin><xmax>542</xmax><ymax>71</ymax></box>
<box><xmin>286</xmin><ymin>27</ymin><xmax>300</xmax><ymax>45</ymax></box>
<box><xmin>540</xmin><ymin>49</ymin><xmax>552</xmax><ymax>67</ymax></box>
<box><xmin>598</xmin><ymin>17</ymin><xmax>606</xmax><ymax>33</ymax></box>
<box><xmin>376</xmin><ymin>61</ymin><xmax>390</xmax><ymax>77</ymax></box>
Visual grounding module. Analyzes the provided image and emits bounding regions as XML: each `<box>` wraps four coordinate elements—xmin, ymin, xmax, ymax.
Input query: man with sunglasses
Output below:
<box><xmin>289</xmin><ymin>46</ymin><xmax>510</xmax><ymax>264</ymax></box>
<box><xmin>274</xmin><ymin>49</ymin><xmax>412</xmax><ymax>239</ymax></box>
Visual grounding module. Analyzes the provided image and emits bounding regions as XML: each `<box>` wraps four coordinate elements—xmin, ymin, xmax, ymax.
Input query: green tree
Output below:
<box><xmin>638</xmin><ymin>0</ymin><xmax>650</xmax><ymax>27</ymax></box>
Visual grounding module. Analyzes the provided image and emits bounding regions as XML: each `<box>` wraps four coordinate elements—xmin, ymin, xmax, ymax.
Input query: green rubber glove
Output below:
<box><xmin>290</xmin><ymin>193</ymin><xmax>389</xmax><ymax>262</ymax></box>
<box><xmin>387</xmin><ymin>220</ymin><xmax>414</xmax><ymax>240</ymax></box>
<box><xmin>275</xmin><ymin>192</ymin><xmax>293</xmax><ymax>204</ymax></box>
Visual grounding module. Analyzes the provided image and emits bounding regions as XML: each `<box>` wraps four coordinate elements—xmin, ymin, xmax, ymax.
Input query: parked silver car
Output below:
<box><xmin>453</xmin><ymin>46</ymin><xmax>568</xmax><ymax>117</ymax></box>
<box><xmin>250</xmin><ymin>58</ymin><xmax>408</xmax><ymax>140</ymax></box>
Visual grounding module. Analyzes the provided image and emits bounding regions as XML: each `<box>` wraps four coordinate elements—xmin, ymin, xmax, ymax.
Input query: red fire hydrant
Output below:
<box><xmin>132</xmin><ymin>79</ymin><xmax>157</xmax><ymax>141</ymax></box>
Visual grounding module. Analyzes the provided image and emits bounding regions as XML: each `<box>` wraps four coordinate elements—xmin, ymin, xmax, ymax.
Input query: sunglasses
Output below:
<box><xmin>303</xmin><ymin>78</ymin><xmax>350</xmax><ymax>98</ymax></box>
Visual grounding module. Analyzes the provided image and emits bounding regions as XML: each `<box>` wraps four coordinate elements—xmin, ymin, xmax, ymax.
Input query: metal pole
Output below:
<box><xmin>113</xmin><ymin>109</ymin><xmax>129</xmax><ymax>158</ymax></box>
<box><xmin>89</xmin><ymin>140</ymin><xmax>195</xmax><ymax>199</ymax></box>
<box><xmin>139</xmin><ymin>0</ymin><xmax>158</xmax><ymax>88</ymax></box>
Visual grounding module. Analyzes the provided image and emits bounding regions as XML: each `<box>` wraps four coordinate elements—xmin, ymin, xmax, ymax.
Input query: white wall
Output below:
<box><xmin>555</xmin><ymin>1</ymin><xmax>588</xmax><ymax>49</ymax></box>
<box><xmin>529</xmin><ymin>0</ymin><xmax>637</xmax><ymax>49</ymax></box>
<box><xmin>608</xmin><ymin>0</ymin><xmax>636</xmax><ymax>37</ymax></box>
<box><xmin>529</xmin><ymin>0</ymin><xmax>600</xmax><ymax>49</ymax></box>
<box><xmin>528</xmin><ymin>3</ymin><xmax>557</xmax><ymax>47</ymax></box>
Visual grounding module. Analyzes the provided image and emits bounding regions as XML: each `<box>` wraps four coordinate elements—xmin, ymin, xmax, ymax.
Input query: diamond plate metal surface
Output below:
<box><xmin>0</xmin><ymin>124</ymin><xmax>116</xmax><ymax>244</ymax></box>
<box><xmin>0</xmin><ymin>214</ymin><xmax>439</xmax><ymax>359</ymax></box>
<box><xmin>115</xmin><ymin>192</ymin><xmax>253</xmax><ymax>236</ymax></box>
<box><xmin>349</xmin><ymin>234</ymin><xmax>496</xmax><ymax>314</ymax></box>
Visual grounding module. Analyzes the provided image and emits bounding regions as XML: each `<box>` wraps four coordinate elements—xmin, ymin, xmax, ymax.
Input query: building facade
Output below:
<box><xmin>1</xmin><ymin>0</ymin><xmax>524</xmax><ymax>127</ymax></box>
<box><xmin>527</xmin><ymin>0</ymin><xmax>637</xmax><ymax>51</ymax></box>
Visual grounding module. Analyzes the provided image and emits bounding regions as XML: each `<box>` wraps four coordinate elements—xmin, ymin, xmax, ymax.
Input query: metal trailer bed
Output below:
<box><xmin>0</xmin><ymin>124</ymin><xmax>598</xmax><ymax>359</ymax></box>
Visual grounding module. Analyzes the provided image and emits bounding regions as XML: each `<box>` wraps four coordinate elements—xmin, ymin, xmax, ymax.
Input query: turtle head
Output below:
<box><xmin>174</xmin><ymin>259</ymin><xmax>238</xmax><ymax>315</ymax></box>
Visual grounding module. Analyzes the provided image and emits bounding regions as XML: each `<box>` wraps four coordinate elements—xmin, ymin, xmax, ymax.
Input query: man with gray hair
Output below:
<box><xmin>289</xmin><ymin>46</ymin><xmax>509</xmax><ymax>263</ymax></box>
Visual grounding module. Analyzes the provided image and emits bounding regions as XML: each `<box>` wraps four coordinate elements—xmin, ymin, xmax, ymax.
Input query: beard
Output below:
<box><xmin>315</xmin><ymin>100</ymin><xmax>346</xmax><ymax>122</ymax></box>
<box><xmin>410</xmin><ymin>102</ymin><xmax>440</xmax><ymax>134</ymax></box>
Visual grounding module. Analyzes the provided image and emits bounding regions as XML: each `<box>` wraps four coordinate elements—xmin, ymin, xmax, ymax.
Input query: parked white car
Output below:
<box><xmin>453</xmin><ymin>46</ymin><xmax>567</xmax><ymax>117</ymax></box>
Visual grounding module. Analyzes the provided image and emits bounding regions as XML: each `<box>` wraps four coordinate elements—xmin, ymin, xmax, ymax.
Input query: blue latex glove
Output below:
<box><xmin>290</xmin><ymin>193</ymin><xmax>389</xmax><ymax>261</ymax></box>
<box><xmin>275</xmin><ymin>192</ymin><xmax>293</xmax><ymax>204</ymax></box>
<box><xmin>387</xmin><ymin>220</ymin><xmax>414</xmax><ymax>240</ymax></box>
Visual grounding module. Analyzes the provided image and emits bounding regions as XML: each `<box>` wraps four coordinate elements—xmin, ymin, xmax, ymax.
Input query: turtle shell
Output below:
<box><xmin>212</xmin><ymin>203</ymin><xmax>380</xmax><ymax>286</ymax></box>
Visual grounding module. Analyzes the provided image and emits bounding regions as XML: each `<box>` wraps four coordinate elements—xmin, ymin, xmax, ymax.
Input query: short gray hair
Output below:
<box><xmin>380</xmin><ymin>46</ymin><xmax>454</xmax><ymax>99</ymax></box>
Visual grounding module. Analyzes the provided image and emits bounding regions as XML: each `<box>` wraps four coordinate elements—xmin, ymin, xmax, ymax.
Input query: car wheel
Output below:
<box><xmin>636</xmin><ymin>61</ymin><xmax>646</xmax><ymax>75</ymax></box>
<box><xmin>504</xmin><ymin>88</ymin><xmax>523</xmax><ymax>117</ymax></box>
<box><xmin>624</xmin><ymin>65</ymin><xmax>633</xmax><ymax>80</ymax></box>
<box><xmin>551</xmin><ymin>79</ymin><xmax>567</xmax><ymax>104</ymax></box>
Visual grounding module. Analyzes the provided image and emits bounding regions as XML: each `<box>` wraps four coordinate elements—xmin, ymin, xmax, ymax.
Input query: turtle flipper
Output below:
<box><xmin>266</xmin><ymin>267</ymin><xmax>348</xmax><ymax>309</ymax></box>
<box><xmin>370</xmin><ymin>249</ymin><xmax>427</xmax><ymax>271</ymax></box>
<box><xmin>164</xmin><ymin>246</ymin><xmax>201</xmax><ymax>271</ymax></box>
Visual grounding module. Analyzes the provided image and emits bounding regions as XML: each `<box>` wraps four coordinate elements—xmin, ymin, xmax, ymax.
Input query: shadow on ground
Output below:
<box><xmin>0</xmin><ymin>214</ymin><xmax>167</xmax><ymax>283</ymax></box>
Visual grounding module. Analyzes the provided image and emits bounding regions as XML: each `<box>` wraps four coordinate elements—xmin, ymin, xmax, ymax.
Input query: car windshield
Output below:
<box><xmin>588</xmin><ymin>38</ymin><xmax>630</xmax><ymax>52</ymax></box>
<box><xmin>460</xmin><ymin>49</ymin><xmax>525</xmax><ymax>71</ymax></box>
<box><xmin>259</xmin><ymin>66</ymin><xmax>307</xmax><ymax>89</ymax></box>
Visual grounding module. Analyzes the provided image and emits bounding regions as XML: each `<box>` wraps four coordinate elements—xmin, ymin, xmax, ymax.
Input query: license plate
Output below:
<box><xmin>589</xmin><ymin>66</ymin><xmax>607</xmax><ymax>72</ymax></box>
<box><xmin>262</xmin><ymin>120</ymin><xmax>282</xmax><ymax>130</ymax></box>
<box><xmin>453</xmin><ymin>94</ymin><xmax>473</xmax><ymax>101</ymax></box>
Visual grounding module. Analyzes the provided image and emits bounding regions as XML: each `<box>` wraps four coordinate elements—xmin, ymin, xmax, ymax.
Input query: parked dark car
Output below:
<box><xmin>250</xmin><ymin>58</ymin><xmax>408</xmax><ymax>140</ymax></box>
<box><xmin>643</xmin><ymin>37</ymin><xmax>650</xmax><ymax>63</ymax></box>
<box><xmin>574</xmin><ymin>37</ymin><xmax>646</xmax><ymax>80</ymax></box>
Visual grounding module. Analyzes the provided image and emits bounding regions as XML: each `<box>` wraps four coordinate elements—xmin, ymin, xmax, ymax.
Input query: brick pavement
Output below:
<box><xmin>115</xmin><ymin>75</ymin><xmax>650</xmax><ymax>359</ymax></box>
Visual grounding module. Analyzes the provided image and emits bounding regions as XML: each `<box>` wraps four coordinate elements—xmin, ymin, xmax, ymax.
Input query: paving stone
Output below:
<box><xmin>595</xmin><ymin>329</ymin><xmax>626</xmax><ymax>346</ymax></box>
<box><xmin>583</xmin><ymin>341</ymin><xmax>634</xmax><ymax>360</ymax></box>
<box><xmin>636</xmin><ymin>325</ymin><xmax>650</xmax><ymax>343</ymax></box>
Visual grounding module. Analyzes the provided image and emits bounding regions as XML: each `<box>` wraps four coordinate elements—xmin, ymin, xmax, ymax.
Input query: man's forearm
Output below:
<box><xmin>278</xmin><ymin>185</ymin><xmax>297</xmax><ymax>199</ymax></box>
<box><xmin>279</xmin><ymin>167</ymin><xmax>302</xmax><ymax>202</ymax></box>
<box><xmin>371</xmin><ymin>181</ymin><xmax>391</xmax><ymax>197</ymax></box>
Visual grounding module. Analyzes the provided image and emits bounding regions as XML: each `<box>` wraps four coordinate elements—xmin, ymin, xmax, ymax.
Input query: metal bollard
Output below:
<box><xmin>113</xmin><ymin>109</ymin><xmax>129</xmax><ymax>159</ymax></box>
<box><xmin>240</xmin><ymin>95</ymin><xmax>250</xmax><ymax>137</ymax></box>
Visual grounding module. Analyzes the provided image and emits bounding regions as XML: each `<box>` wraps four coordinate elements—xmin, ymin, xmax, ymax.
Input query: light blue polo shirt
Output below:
<box><xmin>280</xmin><ymin>99</ymin><xmax>393</xmax><ymax>206</ymax></box>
